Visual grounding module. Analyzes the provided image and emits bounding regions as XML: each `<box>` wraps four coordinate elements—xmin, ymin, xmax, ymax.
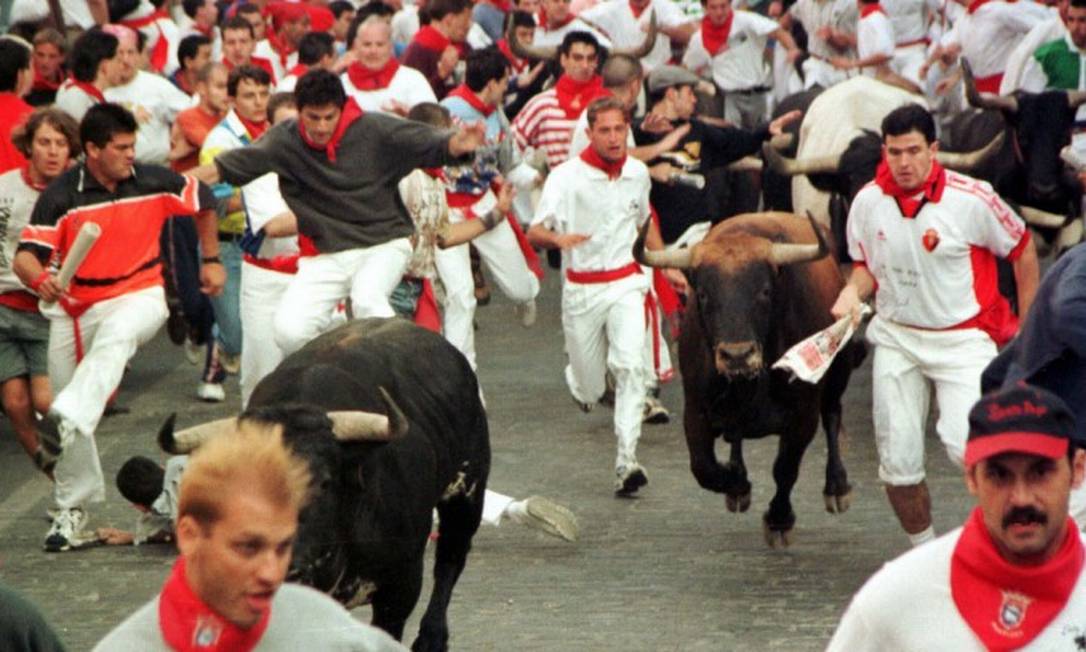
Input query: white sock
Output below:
<box><xmin>907</xmin><ymin>525</ymin><xmax>936</xmax><ymax>547</ymax></box>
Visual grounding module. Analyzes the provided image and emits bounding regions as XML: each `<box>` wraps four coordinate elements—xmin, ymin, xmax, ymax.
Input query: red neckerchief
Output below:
<box><xmin>121</xmin><ymin>8</ymin><xmax>171</xmax><ymax>71</ymax></box>
<box><xmin>950</xmin><ymin>507</ymin><xmax>1084</xmax><ymax>651</ymax></box>
<box><xmin>967</xmin><ymin>0</ymin><xmax>992</xmax><ymax>13</ymax></box>
<box><xmin>413</xmin><ymin>25</ymin><xmax>465</xmax><ymax>55</ymax></box>
<box><xmin>554</xmin><ymin>74</ymin><xmax>607</xmax><ymax>119</ymax></box>
<box><xmin>158</xmin><ymin>557</ymin><xmax>272</xmax><ymax>652</ymax></box>
<box><xmin>874</xmin><ymin>157</ymin><xmax>946</xmax><ymax>218</ymax></box>
<box><xmin>496</xmin><ymin>39</ymin><xmax>527</xmax><ymax>72</ymax></box>
<box><xmin>236</xmin><ymin>113</ymin><xmax>268</xmax><ymax>140</ymax></box>
<box><xmin>538</xmin><ymin>9</ymin><xmax>575</xmax><ymax>31</ymax></box>
<box><xmin>424</xmin><ymin>167</ymin><xmax>446</xmax><ymax>180</ymax></box>
<box><xmin>63</xmin><ymin>76</ymin><xmax>105</xmax><ymax>103</ymax></box>
<box><xmin>580</xmin><ymin>146</ymin><xmax>625</xmax><ymax>180</ymax></box>
<box><xmin>629</xmin><ymin>0</ymin><xmax>650</xmax><ymax>18</ymax></box>
<box><xmin>298</xmin><ymin>97</ymin><xmax>364</xmax><ymax>163</ymax></box>
<box><xmin>172</xmin><ymin>70</ymin><xmax>196</xmax><ymax>96</ymax></box>
<box><xmin>701</xmin><ymin>12</ymin><xmax>734</xmax><ymax>57</ymax></box>
<box><xmin>860</xmin><ymin>3</ymin><xmax>886</xmax><ymax>17</ymax></box>
<box><xmin>191</xmin><ymin>22</ymin><xmax>214</xmax><ymax>37</ymax></box>
<box><xmin>20</xmin><ymin>165</ymin><xmax>47</xmax><ymax>191</ymax></box>
<box><xmin>346</xmin><ymin>59</ymin><xmax>400</xmax><ymax>90</ymax></box>
<box><xmin>32</xmin><ymin>66</ymin><xmax>61</xmax><ymax>92</ymax></box>
<box><xmin>447</xmin><ymin>84</ymin><xmax>495</xmax><ymax>117</ymax></box>
<box><xmin>266</xmin><ymin>29</ymin><xmax>295</xmax><ymax>68</ymax></box>
<box><xmin>287</xmin><ymin>63</ymin><xmax>308</xmax><ymax>79</ymax></box>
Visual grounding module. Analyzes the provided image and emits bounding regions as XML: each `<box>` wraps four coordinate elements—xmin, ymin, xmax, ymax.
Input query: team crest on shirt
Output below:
<box><xmin>921</xmin><ymin>228</ymin><xmax>940</xmax><ymax>252</ymax></box>
<box><xmin>193</xmin><ymin>616</ymin><xmax>224</xmax><ymax>647</ymax></box>
<box><xmin>995</xmin><ymin>591</ymin><xmax>1031</xmax><ymax>635</ymax></box>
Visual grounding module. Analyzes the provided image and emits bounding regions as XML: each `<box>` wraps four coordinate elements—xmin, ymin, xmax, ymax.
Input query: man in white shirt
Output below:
<box><xmin>831</xmin><ymin>103</ymin><xmax>1040</xmax><ymax>547</ymax></box>
<box><xmin>341</xmin><ymin>15</ymin><xmax>436</xmax><ymax>114</ymax></box>
<box><xmin>938</xmin><ymin>0</ymin><xmax>1052</xmax><ymax>93</ymax></box>
<box><xmin>581</xmin><ymin>0</ymin><xmax>695</xmax><ymax>72</ymax></box>
<box><xmin>828</xmin><ymin>384</ymin><xmax>1086</xmax><ymax>652</ymax></box>
<box><xmin>54</xmin><ymin>28</ymin><xmax>119</xmax><ymax>122</ymax></box>
<box><xmin>779</xmin><ymin>0</ymin><xmax>859</xmax><ymax>89</ymax></box>
<box><xmin>532</xmin><ymin>0</ymin><xmax>612</xmax><ymax>48</ymax></box>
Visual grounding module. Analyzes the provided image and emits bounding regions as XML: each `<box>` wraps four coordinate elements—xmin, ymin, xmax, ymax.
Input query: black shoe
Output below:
<box><xmin>614</xmin><ymin>464</ymin><xmax>648</xmax><ymax>496</ymax></box>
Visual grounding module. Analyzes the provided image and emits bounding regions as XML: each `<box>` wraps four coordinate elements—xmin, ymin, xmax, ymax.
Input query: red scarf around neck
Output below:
<box><xmin>287</xmin><ymin>63</ymin><xmax>308</xmax><ymax>79</ymax></box>
<box><xmin>967</xmin><ymin>0</ymin><xmax>992</xmax><ymax>14</ymax></box>
<box><xmin>413</xmin><ymin>25</ymin><xmax>464</xmax><ymax>55</ymax></box>
<box><xmin>447</xmin><ymin>84</ymin><xmax>495</xmax><ymax>117</ymax></box>
<box><xmin>859</xmin><ymin>3</ymin><xmax>886</xmax><ymax>18</ymax></box>
<box><xmin>63</xmin><ymin>77</ymin><xmax>105</xmax><ymax>103</ymax></box>
<box><xmin>701</xmin><ymin>12</ymin><xmax>734</xmax><ymax>57</ymax></box>
<box><xmin>538</xmin><ymin>9</ymin><xmax>575</xmax><ymax>31</ymax></box>
<box><xmin>580</xmin><ymin>146</ymin><xmax>625</xmax><ymax>180</ymax></box>
<box><xmin>298</xmin><ymin>97</ymin><xmax>364</xmax><ymax>163</ymax></box>
<box><xmin>629</xmin><ymin>0</ymin><xmax>650</xmax><ymax>18</ymax></box>
<box><xmin>874</xmin><ymin>157</ymin><xmax>946</xmax><ymax>218</ymax></box>
<box><xmin>554</xmin><ymin>74</ymin><xmax>607</xmax><ymax>119</ymax></box>
<box><xmin>346</xmin><ymin>59</ymin><xmax>400</xmax><ymax>91</ymax></box>
<box><xmin>496</xmin><ymin>39</ymin><xmax>527</xmax><ymax>72</ymax></box>
<box><xmin>32</xmin><ymin>66</ymin><xmax>61</xmax><ymax>92</ymax></box>
<box><xmin>20</xmin><ymin>165</ymin><xmax>47</xmax><ymax>191</ymax></box>
<box><xmin>159</xmin><ymin>557</ymin><xmax>272</xmax><ymax>652</ymax></box>
<box><xmin>236</xmin><ymin>112</ymin><xmax>268</xmax><ymax>140</ymax></box>
<box><xmin>950</xmin><ymin>507</ymin><xmax>1084</xmax><ymax>651</ymax></box>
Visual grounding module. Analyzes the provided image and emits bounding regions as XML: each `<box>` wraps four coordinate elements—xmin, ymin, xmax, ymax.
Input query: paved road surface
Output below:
<box><xmin>0</xmin><ymin>272</ymin><xmax>975</xmax><ymax>650</ymax></box>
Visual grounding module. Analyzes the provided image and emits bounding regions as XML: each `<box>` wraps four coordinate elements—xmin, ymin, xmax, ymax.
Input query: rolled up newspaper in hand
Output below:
<box><xmin>46</xmin><ymin>222</ymin><xmax>102</xmax><ymax>302</ymax></box>
<box><xmin>772</xmin><ymin>305</ymin><xmax>872</xmax><ymax>384</ymax></box>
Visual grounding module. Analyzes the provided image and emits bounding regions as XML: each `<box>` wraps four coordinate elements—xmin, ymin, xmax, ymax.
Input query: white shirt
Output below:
<box><xmin>54</xmin><ymin>83</ymin><xmax>100</xmax><ymax>123</ymax></box>
<box><xmin>0</xmin><ymin>169</ymin><xmax>41</xmax><ymax>295</ymax></box>
<box><xmin>242</xmin><ymin>173</ymin><xmax>299</xmax><ymax>261</ymax></box>
<box><xmin>340</xmin><ymin>65</ymin><xmax>437</xmax><ymax>114</ymax></box>
<box><xmin>828</xmin><ymin>527</ymin><xmax>1086</xmax><ymax>651</ymax></box>
<box><xmin>941</xmin><ymin>1</ymin><xmax>1052</xmax><ymax>79</ymax></box>
<box><xmin>532</xmin><ymin>17</ymin><xmax>613</xmax><ymax>49</ymax></box>
<box><xmin>254</xmin><ymin>40</ymin><xmax>295</xmax><ymax>84</ymax></box>
<box><xmin>532</xmin><ymin>155</ymin><xmax>651</xmax><ymax>274</ymax></box>
<box><xmin>846</xmin><ymin>170</ymin><xmax>1027</xmax><ymax>329</ymax></box>
<box><xmin>105</xmin><ymin>71</ymin><xmax>193</xmax><ymax>165</ymax></box>
<box><xmin>881</xmin><ymin>0</ymin><xmax>935</xmax><ymax>46</ymax></box>
<box><xmin>391</xmin><ymin>6</ymin><xmax>420</xmax><ymax>47</ymax></box>
<box><xmin>120</xmin><ymin>0</ymin><xmax>183</xmax><ymax>75</ymax></box>
<box><xmin>682</xmin><ymin>10</ymin><xmax>779</xmax><ymax>91</ymax></box>
<box><xmin>856</xmin><ymin>10</ymin><xmax>896</xmax><ymax>76</ymax></box>
<box><xmin>1010</xmin><ymin>18</ymin><xmax>1072</xmax><ymax>93</ymax></box>
<box><xmin>581</xmin><ymin>0</ymin><xmax>689</xmax><ymax>72</ymax></box>
<box><xmin>788</xmin><ymin>0</ymin><xmax>858</xmax><ymax>60</ymax></box>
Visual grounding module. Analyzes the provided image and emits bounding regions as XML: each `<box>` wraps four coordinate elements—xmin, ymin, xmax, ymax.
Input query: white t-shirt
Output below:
<box><xmin>941</xmin><ymin>1</ymin><xmax>1052</xmax><ymax>80</ymax></box>
<box><xmin>828</xmin><ymin>527</ymin><xmax>1086</xmax><ymax>651</ymax></box>
<box><xmin>881</xmin><ymin>0</ymin><xmax>936</xmax><ymax>46</ymax></box>
<box><xmin>242</xmin><ymin>173</ymin><xmax>299</xmax><ymax>261</ymax></box>
<box><xmin>341</xmin><ymin>65</ymin><xmax>437</xmax><ymax>114</ymax></box>
<box><xmin>568</xmin><ymin>110</ymin><xmax>636</xmax><ymax>158</ymax></box>
<box><xmin>0</xmin><ymin>169</ymin><xmax>41</xmax><ymax>295</ymax></box>
<box><xmin>532</xmin><ymin>155</ymin><xmax>651</xmax><ymax>274</ymax></box>
<box><xmin>682</xmin><ymin>10</ymin><xmax>779</xmax><ymax>91</ymax></box>
<box><xmin>788</xmin><ymin>0</ymin><xmax>858</xmax><ymax>60</ymax></box>
<box><xmin>532</xmin><ymin>17</ymin><xmax>613</xmax><ymax>49</ymax></box>
<box><xmin>105</xmin><ymin>71</ymin><xmax>194</xmax><ymax>165</ymax></box>
<box><xmin>846</xmin><ymin>170</ymin><xmax>1027</xmax><ymax>329</ymax></box>
<box><xmin>580</xmin><ymin>0</ymin><xmax>689</xmax><ymax>71</ymax></box>
<box><xmin>856</xmin><ymin>10</ymin><xmax>896</xmax><ymax>76</ymax></box>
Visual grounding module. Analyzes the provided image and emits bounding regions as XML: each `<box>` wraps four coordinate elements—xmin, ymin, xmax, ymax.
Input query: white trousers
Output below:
<box><xmin>240</xmin><ymin>261</ymin><xmax>293</xmax><ymax>408</ymax></box>
<box><xmin>892</xmin><ymin>42</ymin><xmax>927</xmax><ymax>87</ymax></box>
<box><xmin>46</xmin><ymin>285</ymin><xmax>168</xmax><ymax>509</ymax></box>
<box><xmin>274</xmin><ymin>239</ymin><xmax>412</xmax><ymax>355</ymax></box>
<box><xmin>867</xmin><ymin>316</ymin><xmax>997</xmax><ymax>486</ymax></box>
<box><xmin>481</xmin><ymin>489</ymin><xmax>514</xmax><ymax>526</ymax></box>
<box><xmin>435</xmin><ymin>216</ymin><xmax>540</xmax><ymax>370</ymax></box>
<box><xmin>562</xmin><ymin>276</ymin><xmax>648</xmax><ymax>468</ymax></box>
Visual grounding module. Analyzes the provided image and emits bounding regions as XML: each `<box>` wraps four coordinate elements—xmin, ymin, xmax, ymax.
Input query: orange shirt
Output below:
<box><xmin>172</xmin><ymin>106</ymin><xmax>225</xmax><ymax>172</ymax></box>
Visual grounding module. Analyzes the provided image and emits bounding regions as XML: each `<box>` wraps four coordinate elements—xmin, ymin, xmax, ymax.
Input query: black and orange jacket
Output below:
<box><xmin>18</xmin><ymin>163</ymin><xmax>215</xmax><ymax>306</ymax></box>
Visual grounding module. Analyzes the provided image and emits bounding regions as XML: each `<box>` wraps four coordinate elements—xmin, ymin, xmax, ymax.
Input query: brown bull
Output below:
<box><xmin>635</xmin><ymin>212</ymin><xmax>862</xmax><ymax>547</ymax></box>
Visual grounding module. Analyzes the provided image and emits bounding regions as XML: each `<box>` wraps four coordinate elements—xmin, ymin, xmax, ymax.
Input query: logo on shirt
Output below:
<box><xmin>921</xmin><ymin>228</ymin><xmax>940</xmax><ymax>252</ymax></box>
<box><xmin>193</xmin><ymin>616</ymin><xmax>224</xmax><ymax>647</ymax></box>
<box><xmin>996</xmin><ymin>590</ymin><xmax>1031</xmax><ymax>634</ymax></box>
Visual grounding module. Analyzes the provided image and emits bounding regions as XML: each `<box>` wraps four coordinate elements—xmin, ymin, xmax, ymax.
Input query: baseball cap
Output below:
<box><xmin>646</xmin><ymin>65</ymin><xmax>702</xmax><ymax>94</ymax></box>
<box><xmin>964</xmin><ymin>384</ymin><xmax>1078</xmax><ymax>466</ymax></box>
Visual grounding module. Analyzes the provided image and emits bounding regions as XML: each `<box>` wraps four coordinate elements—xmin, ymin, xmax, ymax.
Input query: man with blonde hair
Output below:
<box><xmin>95</xmin><ymin>422</ymin><xmax>405</xmax><ymax>650</ymax></box>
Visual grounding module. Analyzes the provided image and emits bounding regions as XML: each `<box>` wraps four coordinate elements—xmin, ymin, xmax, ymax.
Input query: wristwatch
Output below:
<box><xmin>201</xmin><ymin>256</ymin><xmax>222</xmax><ymax>264</ymax></box>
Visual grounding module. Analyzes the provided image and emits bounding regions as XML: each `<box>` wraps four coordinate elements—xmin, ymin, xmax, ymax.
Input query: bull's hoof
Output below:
<box><xmin>762</xmin><ymin>520</ymin><xmax>794</xmax><ymax>549</ymax></box>
<box><xmin>725</xmin><ymin>491</ymin><xmax>752</xmax><ymax>513</ymax></box>
<box><xmin>823</xmin><ymin>490</ymin><xmax>852</xmax><ymax>514</ymax></box>
<box><xmin>411</xmin><ymin>631</ymin><xmax>449</xmax><ymax>652</ymax></box>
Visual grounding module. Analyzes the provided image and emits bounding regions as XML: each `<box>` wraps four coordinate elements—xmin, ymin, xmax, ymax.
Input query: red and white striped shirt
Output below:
<box><xmin>511</xmin><ymin>89</ymin><xmax>579</xmax><ymax>168</ymax></box>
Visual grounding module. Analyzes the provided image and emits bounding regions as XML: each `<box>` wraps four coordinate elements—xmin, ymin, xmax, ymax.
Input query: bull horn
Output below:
<box><xmin>632</xmin><ymin>218</ymin><xmax>695</xmax><ymax>268</ymax></box>
<box><xmin>962</xmin><ymin>59</ymin><xmax>1018</xmax><ymax>113</ymax></box>
<box><xmin>769</xmin><ymin>133</ymin><xmax>794</xmax><ymax>151</ymax></box>
<box><xmin>160</xmin><ymin>414</ymin><xmax>238</xmax><ymax>454</ymax></box>
<box><xmin>506</xmin><ymin>19</ymin><xmax>557</xmax><ymax>61</ymax></box>
<box><xmin>1069</xmin><ymin>90</ymin><xmax>1086</xmax><ymax>109</ymax></box>
<box><xmin>610</xmin><ymin>11</ymin><xmax>657</xmax><ymax>59</ymax></box>
<box><xmin>726</xmin><ymin>156</ymin><xmax>762</xmax><ymax>173</ymax></box>
<box><xmin>1018</xmin><ymin>205</ymin><xmax>1067</xmax><ymax>228</ymax></box>
<box><xmin>761</xmin><ymin>141</ymin><xmax>840</xmax><ymax>176</ymax></box>
<box><xmin>935</xmin><ymin>132</ymin><xmax>1005</xmax><ymax>172</ymax></box>
<box><xmin>329</xmin><ymin>387</ymin><xmax>408</xmax><ymax>442</ymax></box>
<box><xmin>769</xmin><ymin>211</ymin><xmax>830</xmax><ymax>266</ymax></box>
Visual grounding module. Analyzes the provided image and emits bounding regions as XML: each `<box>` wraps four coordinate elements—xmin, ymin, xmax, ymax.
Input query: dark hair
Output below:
<box><xmin>1073</xmin><ymin>0</ymin><xmax>1086</xmax><ymax>7</ymax></box>
<box><xmin>347</xmin><ymin>11</ymin><xmax>392</xmax><ymax>49</ymax></box>
<box><xmin>329</xmin><ymin>0</ymin><xmax>355</xmax><ymax>19</ymax></box>
<box><xmin>586</xmin><ymin>96</ymin><xmax>628</xmax><ymax>127</ymax></box>
<box><xmin>32</xmin><ymin>28</ymin><xmax>67</xmax><ymax>52</ymax></box>
<box><xmin>12</xmin><ymin>107</ymin><xmax>79</xmax><ymax>158</ymax></box>
<box><xmin>465</xmin><ymin>47</ymin><xmax>509</xmax><ymax>93</ymax></box>
<box><xmin>178</xmin><ymin>34</ymin><xmax>211</xmax><ymax>69</ymax></box>
<box><xmin>80</xmin><ymin>103</ymin><xmax>138</xmax><ymax>152</ymax></box>
<box><xmin>425</xmin><ymin>0</ymin><xmax>473</xmax><ymax>22</ymax></box>
<box><xmin>0</xmin><ymin>39</ymin><xmax>31</xmax><ymax>93</ymax></box>
<box><xmin>407</xmin><ymin>101</ymin><xmax>451</xmax><ymax>127</ymax></box>
<box><xmin>222</xmin><ymin>15</ymin><xmax>256</xmax><ymax>39</ymax></box>
<box><xmin>881</xmin><ymin>103</ymin><xmax>936</xmax><ymax>144</ymax></box>
<box><xmin>116</xmin><ymin>456</ymin><xmax>165</xmax><ymax>508</ymax></box>
<box><xmin>559</xmin><ymin>30</ymin><xmax>599</xmax><ymax>57</ymax></box>
<box><xmin>68</xmin><ymin>28</ymin><xmax>119</xmax><ymax>83</ymax></box>
<box><xmin>181</xmin><ymin>0</ymin><xmax>210</xmax><ymax>19</ymax></box>
<box><xmin>236</xmin><ymin>3</ymin><xmax>262</xmax><ymax>18</ymax></box>
<box><xmin>134</xmin><ymin>28</ymin><xmax>148</xmax><ymax>54</ymax></box>
<box><xmin>298</xmin><ymin>31</ymin><xmax>335</xmax><ymax>65</ymax></box>
<box><xmin>294</xmin><ymin>69</ymin><xmax>347</xmax><ymax>109</ymax></box>
<box><xmin>268</xmin><ymin>92</ymin><xmax>297</xmax><ymax>122</ymax></box>
<box><xmin>508</xmin><ymin>9</ymin><xmax>536</xmax><ymax>30</ymax></box>
<box><xmin>227</xmin><ymin>64</ymin><xmax>272</xmax><ymax>96</ymax></box>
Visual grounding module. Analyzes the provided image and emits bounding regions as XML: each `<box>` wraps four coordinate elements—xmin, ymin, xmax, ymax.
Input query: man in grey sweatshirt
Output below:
<box><xmin>191</xmin><ymin>69</ymin><xmax>486</xmax><ymax>354</ymax></box>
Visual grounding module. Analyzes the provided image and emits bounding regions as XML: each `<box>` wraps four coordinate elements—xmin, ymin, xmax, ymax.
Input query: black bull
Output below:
<box><xmin>160</xmin><ymin>318</ymin><xmax>490</xmax><ymax>652</ymax></box>
<box><xmin>635</xmin><ymin>212</ymin><xmax>863</xmax><ymax>547</ymax></box>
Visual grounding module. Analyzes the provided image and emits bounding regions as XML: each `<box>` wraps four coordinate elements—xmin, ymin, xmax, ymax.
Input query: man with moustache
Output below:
<box><xmin>828</xmin><ymin>384</ymin><xmax>1086</xmax><ymax>651</ymax></box>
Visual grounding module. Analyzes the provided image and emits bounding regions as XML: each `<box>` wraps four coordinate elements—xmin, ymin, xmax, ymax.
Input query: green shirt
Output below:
<box><xmin>1034</xmin><ymin>35</ymin><xmax>1086</xmax><ymax>91</ymax></box>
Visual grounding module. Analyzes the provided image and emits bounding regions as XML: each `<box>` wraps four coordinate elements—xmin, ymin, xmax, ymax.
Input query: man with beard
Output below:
<box><xmin>828</xmin><ymin>384</ymin><xmax>1086</xmax><ymax>651</ymax></box>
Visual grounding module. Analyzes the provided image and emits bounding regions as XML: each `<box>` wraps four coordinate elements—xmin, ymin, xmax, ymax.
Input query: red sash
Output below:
<box><xmin>449</xmin><ymin>191</ymin><xmax>545</xmax><ymax>280</ymax></box>
<box><xmin>346</xmin><ymin>60</ymin><xmax>400</xmax><ymax>91</ymax></box>
<box><xmin>701</xmin><ymin>13</ymin><xmax>734</xmax><ymax>57</ymax></box>
<box><xmin>159</xmin><ymin>557</ymin><xmax>272</xmax><ymax>652</ymax></box>
<box><xmin>414</xmin><ymin>277</ymin><xmax>442</xmax><ymax>332</ymax></box>
<box><xmin>975</xmin><ymin>73</ymin><xmax>1003</xmax><ymax>94</ymax></box>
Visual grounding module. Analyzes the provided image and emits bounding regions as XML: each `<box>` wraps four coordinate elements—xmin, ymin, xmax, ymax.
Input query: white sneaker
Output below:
<box><xmin>44</xmin><ymin>508</ymin><xmax>91</xmax><ymax>552</ymax></box>
<box><xmin>196</xmin><ymin>382</ymin><xmax>225</xmax><ymax>402</ymax></box>
<box><xmin>517</xmin><ymin>299</ymin><xmax>537</xmax><ymax>328</ymax></box>
<box><xmin>507</xmin><ymin>496</ymin><xmax>580</xmax><ymax>542</ymax></box>
<box><xmin>220</xmin><ymin>352</ymin><xmax>241</xmax><ymax>375</ymax></box>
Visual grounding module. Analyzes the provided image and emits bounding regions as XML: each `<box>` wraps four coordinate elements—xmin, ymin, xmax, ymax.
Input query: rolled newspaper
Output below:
<box><xmin>772</xmin><ymin>305</ymin><xmax>872</xmax><ymax>384</ymax></box>
<box><xmin>47</xmin><ymin>222</ymin><xmax>102</xmax><ymax>301</ymax></box>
